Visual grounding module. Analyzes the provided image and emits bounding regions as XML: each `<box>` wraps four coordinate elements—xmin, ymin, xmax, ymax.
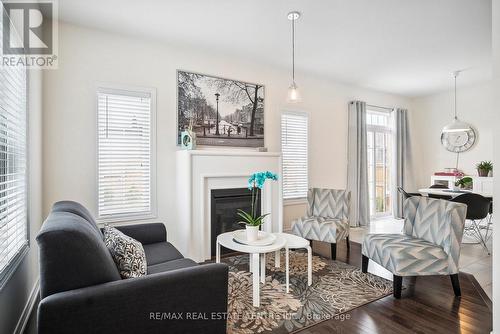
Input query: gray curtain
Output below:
<box><xmin>347</xmin><ymin>101</ymin><xmax>369</xmax><ymax>227</ymax></box>
<box><xmin>393</xmin><ymin>108</ymin><xmax>410</xmax><ymax>218</ymax></box>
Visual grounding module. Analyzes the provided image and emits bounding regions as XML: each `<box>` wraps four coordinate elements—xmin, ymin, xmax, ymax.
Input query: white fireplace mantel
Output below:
<box><xmin>176</xmin><ymin>150</ymin><xmax>283</xmax><ymax>262</ymax></box>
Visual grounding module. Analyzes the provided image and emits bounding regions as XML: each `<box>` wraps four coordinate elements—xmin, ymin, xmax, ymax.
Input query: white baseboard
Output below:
<box><xmin>14</xmin><ymin>278</ymin><xmax>40</xmax><ymax>334</ymax></box>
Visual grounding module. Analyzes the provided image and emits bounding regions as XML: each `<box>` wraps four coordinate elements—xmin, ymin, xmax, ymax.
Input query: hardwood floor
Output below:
<box><xmin>298</xmin><ymin>241</ymin><xmax>493</xmax><ymax>334</ymax></box>
<box><xmin>25</xmin><ymin>240</ymin><xmax>492</xmax><ymax>334</ymax></box>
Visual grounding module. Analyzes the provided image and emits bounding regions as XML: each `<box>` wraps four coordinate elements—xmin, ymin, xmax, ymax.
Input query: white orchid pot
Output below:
<box><xmin>246</xmin><ymin>225</ymin><xmax>259</xmax><ymax>242</ymax></box>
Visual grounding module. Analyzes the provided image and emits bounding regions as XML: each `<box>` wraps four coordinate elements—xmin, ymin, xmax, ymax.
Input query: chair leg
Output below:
<box><xmin>331</xmin><ymin>243</ymin><xmax>337</xmax><ymax>260</ymax></box>
<box><xmin>450</xmin><ymin>274</ymin><xmax>461</xmax><ymax>297</ymax></box>
<box><xmin>393</xmin><ymin>275</ymin><xmax>402</xmax><ymax>299</ymax></box>
<box><xmin>361</xmin><ymin>255</ymin><xmax>369</xmax><ymax>273</ymax></box>
<box><xmin>471</xmin><ymin>220</ymin><xmax>490</xmax><ymax>254</ymax></box>
<box><xmin>346</xmin><ymin>236</ymin><xmax>350</xmax><ymax>251</ymax></box>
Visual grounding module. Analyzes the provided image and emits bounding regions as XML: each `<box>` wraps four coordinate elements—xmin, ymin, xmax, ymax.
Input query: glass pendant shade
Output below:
<box><xmin>287</xmin><ymin>82</ymin><xmax>301</xmax><ymax>103</ymax></box>
<box><xmin>442</xmin><ymin>117</ymin><xmax>471</xmax><ymax>133</ymax></box>
<box><xmin>443</xmin><ymin>71</ymin><xmax>470</xmax><ymax>133</ymax></box>
<box><xmin>287</xmin><ymin>11</ymin><xmax>301</xmax><ymax>103</ymax></box>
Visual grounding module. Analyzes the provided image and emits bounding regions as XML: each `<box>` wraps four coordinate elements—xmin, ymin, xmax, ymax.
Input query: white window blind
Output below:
<box><xmin>0</xmin><ymin>13</ymin><xmax>28</xmax><ymax>287</ymax></box>
<box><xmin>97</xmin><ymin>88</ymin><xmax>155</xmax><ymax>219</ymax></box>
<box><xmin>281</xmin><ymin>112</ymin><xmax>308</xmax><ymax>199</ymax></box>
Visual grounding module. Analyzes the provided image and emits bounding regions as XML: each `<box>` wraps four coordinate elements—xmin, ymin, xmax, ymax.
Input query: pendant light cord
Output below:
<box><xmin>454</xmin><ymin>73</ymin><xmax>457</xmax><ymax>119</ymax></box>
<box><xmin>292</xmin><ymin>17</ymin><xmax>295</xmax><ymax>83</ymax></box>
<box><xmin>453</xmin><ymin>70</ymin><xmax>460</xmax><ymax>171</ymax></box>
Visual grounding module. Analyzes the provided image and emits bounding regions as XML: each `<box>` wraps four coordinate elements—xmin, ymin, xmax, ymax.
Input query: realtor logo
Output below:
<box><xmin>1</xmin><ymin>0</ymin><xmax>58</xmax><ymax>68</ymax></box>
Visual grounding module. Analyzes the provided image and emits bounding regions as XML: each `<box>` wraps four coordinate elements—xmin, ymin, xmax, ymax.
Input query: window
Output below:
<box><xmin>97</xmin><ymin>86</ymin><xmax>156</xmax><ymax>221</ymax></box>
<box><xmin>281</xmin><ymin>112</ymin><xmax>308</xmax><ymax>200</ymax></box>
<box><xmin>366</xmin><ymin>108</ymin><xmax>393</xmax><ymax>217</ymax></box>
<box><xmin>0</xmin><ymin>19</ymin><xmax>28</xmax><ymax>287</ymax></box>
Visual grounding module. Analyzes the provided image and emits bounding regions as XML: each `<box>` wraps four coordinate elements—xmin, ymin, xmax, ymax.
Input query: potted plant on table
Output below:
<box><xmin>237</xmin><ymin>171</ymin><xmax>278</xmax><ymax>242</ymax></box>
<box><xmin>455</xmin><ymin>176</ymin><xmax>473</xmax><ymax>190</ymax></box>
<box><xmin>476</xmin><ymin>161</ymin><xmax>493</xmax><ymax>177</ymax></box>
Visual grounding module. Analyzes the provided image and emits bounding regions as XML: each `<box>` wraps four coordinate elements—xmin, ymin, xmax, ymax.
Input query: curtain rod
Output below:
<box><xmin>366</xmin><ymin>104</ymin><xmax>394</xmax><ymax>112</ymax></box>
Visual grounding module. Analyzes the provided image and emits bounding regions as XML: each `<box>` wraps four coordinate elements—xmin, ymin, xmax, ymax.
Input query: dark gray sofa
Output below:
<box><xmin>36</xmin><ymin>201</ymin><xmax>228</xmax><ymax>334</ymax></box>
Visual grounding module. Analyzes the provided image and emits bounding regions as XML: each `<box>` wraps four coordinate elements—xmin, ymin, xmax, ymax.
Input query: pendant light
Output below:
<box><xmin>442</xmin><ymin>71</ymin><xmax>470</xmax><ymax>133</ymax></box>
<box><xmin>287</xmin><ymin>11</ymin><xmax>301</xmax><ymax>103</ymax></box>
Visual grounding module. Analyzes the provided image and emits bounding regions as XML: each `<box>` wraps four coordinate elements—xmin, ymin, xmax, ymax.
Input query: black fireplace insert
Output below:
<box><xmin>210</xmin><ymin>187</ymin><xmax>261</xmax><ymax>256</ymax></box>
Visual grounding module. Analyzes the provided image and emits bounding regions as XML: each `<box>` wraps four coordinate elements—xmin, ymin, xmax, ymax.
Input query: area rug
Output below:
<box><xmin>222</xmin><ymin>251</ymin><xmax>392</xmax><ymax>334</ymax></box>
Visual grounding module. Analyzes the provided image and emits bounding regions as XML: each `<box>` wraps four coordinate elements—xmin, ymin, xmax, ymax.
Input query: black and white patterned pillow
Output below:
<box><xmin>103</xmin><ymin>225</ymin><xmax>147</xmax><ymax>279</ymax></box>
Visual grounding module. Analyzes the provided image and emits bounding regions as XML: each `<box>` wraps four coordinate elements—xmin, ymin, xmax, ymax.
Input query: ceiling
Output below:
<box><xmin>55</xmin><ymin>0</ymin><xmax>492</xmax><ymax>97</ymax></box>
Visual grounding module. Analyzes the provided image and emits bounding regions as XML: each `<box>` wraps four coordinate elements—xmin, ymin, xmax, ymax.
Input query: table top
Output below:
<box><xmin>418</xmin><ymin>188</ymin><xmax>493</xmax><ymax>198</ymax></box>
<box><xmin>217</xmin><ymin>230</ymin><xmax>287</xmax><ymax>253</ymax></box>
<box><xmin>274</xmin><ymin>232</ymin><xmax>309</xmax><ymax>248</ymax></box>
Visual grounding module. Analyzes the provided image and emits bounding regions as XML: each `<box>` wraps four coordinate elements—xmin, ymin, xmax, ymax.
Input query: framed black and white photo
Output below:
<box><xmin>177</xmin><ymin>70</ymin><xmax>265</xmax><ymax>147</ymax></box>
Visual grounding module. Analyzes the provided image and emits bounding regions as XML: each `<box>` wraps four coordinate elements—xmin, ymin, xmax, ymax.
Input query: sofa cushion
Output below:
<box><xmin>143</xmin><ymin>242</ymin><xmax>184</xmax><ymax>266</ymax></box>
<box><xmin>147</xmin><ymin>258</ymin><xmax>199</xmax><ymax>274</ymax></box>
<box><xmin>103</xmin><ymin>225</ymin><xmax>147</xmax><ymax>279</ymax></box>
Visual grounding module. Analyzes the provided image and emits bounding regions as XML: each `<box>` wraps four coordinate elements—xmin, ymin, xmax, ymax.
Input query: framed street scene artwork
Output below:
<box><xmin>177</xmin><ymin>70</ymin><xmax>265</xmax><ymax>147</ymax></box>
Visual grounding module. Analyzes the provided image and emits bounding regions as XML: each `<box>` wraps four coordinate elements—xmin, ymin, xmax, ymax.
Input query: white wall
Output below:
<box><xmin>410</xmin><ymin>81</ymin><xmax>494</xmax><ymax>188</ymax></box>
<box><xmin>0</xmin><ymin>69</ymin><xmax>43</xmax><ymax>334</ymax></box>
<box><xmin>492</xmin><ymin>0</ymin><xmax>499</xmax><ymax>331</ymax></box>
<box><xmin>43</xmin><ymin>22</ymin><xmax>410</xmax><ymax>246</ymax></box>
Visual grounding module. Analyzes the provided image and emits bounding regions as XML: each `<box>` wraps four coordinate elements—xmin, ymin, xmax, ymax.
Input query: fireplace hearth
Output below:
<box><xmin>211</xmin><ymin>187</ymin><xmax>261</xmax><ymax>256</ymax></box>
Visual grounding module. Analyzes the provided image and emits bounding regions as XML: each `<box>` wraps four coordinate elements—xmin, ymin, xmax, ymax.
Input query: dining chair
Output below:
<box><xmin>451</xmin><ymin>193</ymin><xmax>492</xmax><ymax>254</ymax></box>
<box><xmin>397</xmin><ymin>187</ymin><xmax>422</xmax><ymax>201</ymax></box>
<box><xmin>428</xmin><ymin>184</ymin><xmax>453</xmax><ymax>200</ymax></box>
<box><xmin>487</xmin><ymin>200</ymin><xmax>493</xmax><ymax>242</ymax></box>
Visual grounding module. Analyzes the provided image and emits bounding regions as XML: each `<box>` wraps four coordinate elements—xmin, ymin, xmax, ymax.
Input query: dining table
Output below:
<box><xmin>418</xmin><ymin>188</ymin><xmax>493</xmax><ymax>199</ymax></box>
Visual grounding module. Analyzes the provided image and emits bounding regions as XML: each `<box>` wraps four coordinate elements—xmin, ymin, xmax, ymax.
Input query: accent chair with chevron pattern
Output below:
<box><xmin>361</xmin><ymin>196</ymin><xmax>467</xmax><ymax>299</ymax></box>
<box><xmin>291</xmin><ymin>188</ymin><xmax>351</xmax><ymax>260</ymax></box>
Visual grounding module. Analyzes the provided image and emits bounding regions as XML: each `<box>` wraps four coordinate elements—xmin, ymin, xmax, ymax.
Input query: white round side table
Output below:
<box><xmin>274</xmin><ymin>233</ymin><xmax>312</xmax><ymax>293</ymax></box>
<box><xmin>216</xmin><ymin>231</ymin><xmax>286</xmax><ymax>307</ymax></box>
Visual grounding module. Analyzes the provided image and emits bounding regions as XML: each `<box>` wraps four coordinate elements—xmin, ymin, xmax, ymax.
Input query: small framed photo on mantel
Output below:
<box><xmin>177</xmin><ymin>70</ymin><xmax>265</xmax><ymax>148</ymax></box>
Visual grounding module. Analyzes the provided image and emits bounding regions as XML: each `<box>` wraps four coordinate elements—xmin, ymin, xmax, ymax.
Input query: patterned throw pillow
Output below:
<box><xmin>103</xmin><ymin>225</ymin><xmax>147</xmax><ymax>279</ymax></box>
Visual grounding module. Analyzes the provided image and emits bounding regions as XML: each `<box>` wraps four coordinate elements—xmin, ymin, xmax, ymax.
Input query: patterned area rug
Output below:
<box><xmin>223</xmin><ymin>251</ymin><xmax>392</xmax><ymax>333</ymax></box>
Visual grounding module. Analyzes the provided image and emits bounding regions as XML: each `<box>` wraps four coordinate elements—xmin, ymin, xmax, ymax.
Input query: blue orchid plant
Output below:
<box><xmin>237</xmin><ymin>171</ymin><xmax>278</xmax><ymax>227</ymax></box>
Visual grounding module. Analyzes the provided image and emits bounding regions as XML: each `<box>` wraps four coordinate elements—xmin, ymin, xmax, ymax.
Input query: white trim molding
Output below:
<box><xmin>14</xmin><ymin>278</ymin><xmax>39</xmax><ymax>334</ymax></box>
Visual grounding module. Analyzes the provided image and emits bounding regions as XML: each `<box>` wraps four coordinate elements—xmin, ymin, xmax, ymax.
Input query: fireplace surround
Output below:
<box><xmin>176</xmin><ymin>150</ymin><xmax>283</xmax><ymax>262</ymax></box>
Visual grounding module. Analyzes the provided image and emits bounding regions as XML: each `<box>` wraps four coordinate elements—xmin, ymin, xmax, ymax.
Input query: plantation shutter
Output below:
<box><xmin>281</xmin><ymin>112</ymin><xmax>308</xmax><ymax>199</ymax></box>
<box><xmin>0</xmin><ymin>21</ymin><xmax>28</xmax><ymax>284</ymax></box>
<box><xmin>97</xmin><ymin>89</ymin><xmax>153</xmax><ymax>218</ymax></box>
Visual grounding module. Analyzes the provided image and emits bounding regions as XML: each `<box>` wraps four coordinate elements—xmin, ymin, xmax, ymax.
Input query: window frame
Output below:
<box><xmin>280</xmin><ymin>110</ymin><xmax>309</xmax><ymax>202</ymax></box>
<box><xmin>366</xmin><ymin>108</ymin><xmax>393</xmax><ymax>218</ymax></box>
<box><xmin>0</xmin><ymin>55</ymin><xmax>29</xmax><ymax>291</ymax></box>
<box><xmin>95</xmin><ymin>83</ymin><xmax>157</xmax><ymax>223</ymax></box>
